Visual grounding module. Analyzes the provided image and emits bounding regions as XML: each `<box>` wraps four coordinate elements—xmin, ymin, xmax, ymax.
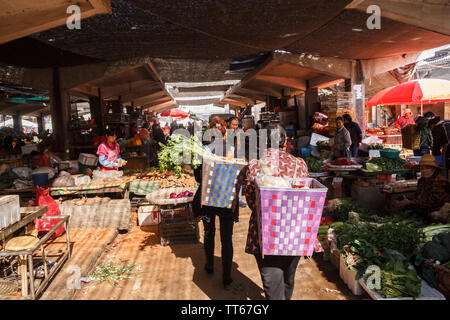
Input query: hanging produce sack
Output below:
<box><xmin>34</xmin><ymin>187</ymin><xmax>65</xmax><ymax>239</ymax></box>
<box><xmin>255</xmin><ymin>160</ymin><xmax>328</xmax><ymax>257</ymax></box>
<box><xmin>201</xmin><ymin>156</ymin><xmax>246</xmax><ymax>209</ymax></box>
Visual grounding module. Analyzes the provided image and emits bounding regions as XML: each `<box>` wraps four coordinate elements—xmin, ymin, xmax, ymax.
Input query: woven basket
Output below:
<box><xmin>146</xmin><ymin>187</ymin><xmax>197</xmax><ymax>205</ymax></box>
<box><xmin>401</xmin><ymin>124</ymin><xmax>420</xmax><ymax>150</ymax></box>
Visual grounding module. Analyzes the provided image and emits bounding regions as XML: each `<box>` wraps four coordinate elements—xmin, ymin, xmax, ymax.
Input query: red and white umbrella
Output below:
<box><xmin>366</xmin><ymin>79</ymin><xmax>450</xmax><ymax>114</ymax></box>
<box><xmin>159</xmin><ymin>108</ymin><xmax>189</xmax><ymax>119</ymax></box>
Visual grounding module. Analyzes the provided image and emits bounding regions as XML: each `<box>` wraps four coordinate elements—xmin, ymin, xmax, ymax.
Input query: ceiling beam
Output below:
<box><xmin>273</xmin><ymin>52</ymin><xmax>352</xmax><ymax>79</ymax></box>
<box><xmin>145</xmin><ymin>101</ymin><xmax>177</xmax><ymax>113</ymax></box>
<box><xmin>234</xmin><ymin>87</ymin><xmax>267</xmax><ymax>100</ymax></box>
<box><xmin>0</xmin><ymin>0</ymin><xmax>112</xmax><ymax>44</ymax></box>
<box><xmin>309</xmin><ymin>75</ymin><xmax>345</xmax><ymax>89</ymax></box>
<box><xmin>245</xmin><ymin>85</ymin><xmax>282</xmax><ymax>98</ymax></box>
<box><xmin>222</xmin><ymin>99</ymin><xmax>247</xmax><ymax>108</ymax></box>
<box><xmin>228</xmin><ymin>94</ymin><xmax>256</xmax><ymax>105</ymax></box>
<box><xmin>360</xmin><ymin>53</ymin><xmax>421</xmax><ymax>79</ymax></box>
<box><xmin>100</xmin><ymin>80</ymin><xmax>160</xmax><ymax>99</ymax></box>
<box><xmin>254</xmin><ymin>75</ymin><xmax>307</xmax><ymax>90</ymax></box>
<box><xmin>133</xmin><ymin>91</ymin><xmax>168</xmax><ymax>107</ymax></box>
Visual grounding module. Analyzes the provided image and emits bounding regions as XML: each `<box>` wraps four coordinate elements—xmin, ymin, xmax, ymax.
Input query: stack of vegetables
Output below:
<box><xmin>158</xmin><ymin>134</ymin><xmax>211</xmax><ymax>175</ymax></box>
<box><xmin>304</xmin><ymin>157</ymin><xmax>325</xmax><ymax>173</ymax></box>
<box><xmin>366</xmin><ymin>157</ymin><xmax>408</xmax><ymax>171</ymax></box>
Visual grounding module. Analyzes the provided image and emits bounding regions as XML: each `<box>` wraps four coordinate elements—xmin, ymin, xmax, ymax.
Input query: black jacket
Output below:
<box><xmin>345</xmin><ymin>121</ymin><xmax>362</xmax><ymax>147</ymax></box>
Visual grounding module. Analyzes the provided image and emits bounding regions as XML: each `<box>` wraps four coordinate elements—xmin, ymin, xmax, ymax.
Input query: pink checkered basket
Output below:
<box><xmin>255</xmin><ymin>176</ymin><xmax>328</xmax><ymax>257</ymax></box>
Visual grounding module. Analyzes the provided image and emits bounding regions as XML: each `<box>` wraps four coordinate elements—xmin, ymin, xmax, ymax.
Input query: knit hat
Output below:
<box><xmin>419</xmin><ymin>154</ymin><xmax>441</xmax><ymax>169</ymax></box>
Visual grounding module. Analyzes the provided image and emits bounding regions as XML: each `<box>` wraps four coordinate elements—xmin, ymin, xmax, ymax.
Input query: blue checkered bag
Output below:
<box><xmin>201</xmin><ymin>157</ymin><xmax>246</xmax><ymax>208</ymax></box>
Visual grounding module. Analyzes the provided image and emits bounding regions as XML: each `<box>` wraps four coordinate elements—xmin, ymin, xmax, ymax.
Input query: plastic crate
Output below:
<box><xmin>255</xmin><ymin>177</ymin><xmax>328</xmax><ymax>257</ymax></box>
<box><xmin>380</xmin><ymin>149</ymin><xmax>400</xmax><ymax>159</ymax></box>
<box><xmin>0</xmin><ymin>195</ymin><xmax>20</xmax><ymax>230</ymax></box>
<box><xmin>160</xmin><ymin>220</ymin><xmax>199</xmax><ymax>246</ymax></box>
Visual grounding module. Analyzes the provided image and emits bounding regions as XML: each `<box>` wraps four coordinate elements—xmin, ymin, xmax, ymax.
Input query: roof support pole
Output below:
<box><xmin>13</xmin><ymin>112</ymin><xmax>22</xmax><ymax>133</ymax></box>
<box><xmin>89</xmin><ymin>94</ymin><xmax>104</xmax><ymax>135</ymax></box>
<box><xmin>50</xmin><ymin>67</ymin><xmax>70</xmax><ymax>154</ymax></box>
<box><xmin>37</xmin><ymin>113</ymin><xmax>44</xmax><ymax>134</ymax></box>
<box><xmin>304</xmin><ymin>84</ymin><xmax>319</xmax><ymax>130</ymax></box>
<box><xmin>351</xmin><ymin>60</ymin><xmax>366</xmax><ymax>133</ymax></box>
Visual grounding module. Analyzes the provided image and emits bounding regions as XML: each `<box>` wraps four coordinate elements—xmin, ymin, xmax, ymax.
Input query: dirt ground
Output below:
<box><xmin>71</xmin><ymin>207</ymin><xmax>357</xmax><ymax>300</ymax></box>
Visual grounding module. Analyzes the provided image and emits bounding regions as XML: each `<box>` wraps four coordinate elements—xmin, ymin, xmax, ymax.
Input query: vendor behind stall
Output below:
<box><xmin>330</xmin><ymin>116</ymin><xmax>351</xmax><ymax>159</ymax></box>
<box><xmin>395</xmin><ymin>108</ymin><xmax>415</xmax><ymax>130</ymax></box>
<box><xmin>96</xmin><ymin>128</ymin><xmax>126</xmax><ymax>171</ymax></box>
<box><xmin>394</xmin><ymin>154</ymin><xmax>450</xmax><ymax>221</ymax></box>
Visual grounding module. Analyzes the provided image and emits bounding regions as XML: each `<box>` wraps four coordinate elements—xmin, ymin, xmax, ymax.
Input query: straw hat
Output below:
<box><xmin>403</xmin><ymin>108</ymin><xmax>413</xmax><ymax>116</ymax></box>
<box><xmin>419</xmin><ymin>154</ymin><xmax>441</xmax><ymax>169</ymax></box>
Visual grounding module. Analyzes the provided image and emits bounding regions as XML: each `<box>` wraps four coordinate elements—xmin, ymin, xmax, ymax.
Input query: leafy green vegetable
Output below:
<box><xmin>368</xmin><ymin>157</ymin><xmax>408</xmax><ymax>171</ymax></box>
<box><xmin>331</xmin><ymin>199</ymin><xmax>373</xmax><ymax>222</ymax></box>
<box><xmin>364</xmin><ymin>259</ymin><xmax>422</xmax><ymax>298</ymax></box>
<box><xmin>158</xmin><ymin>134</ymin><xmax>212</xmax><ymax>176</ymax></box>
<box><xmin>303</xmin><ymin>157</ymin><xmax>324</xmax><ymax>173</ymax></box>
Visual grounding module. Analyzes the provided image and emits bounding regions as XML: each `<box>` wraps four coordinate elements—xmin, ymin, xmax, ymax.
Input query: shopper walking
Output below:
<box><xmin>236</xmin><ymin>124</ymin><xmax>309</xmax><ymax>300</ymax></box>
<box><xmin>192</xmin><ymin>116</ymin><xmax>237</xmax><ymax>290</ymax></box>
<box><xmin>343</xmin><ymin>114</ymin><xmax>362</xmax><ymax>157</ymax></box>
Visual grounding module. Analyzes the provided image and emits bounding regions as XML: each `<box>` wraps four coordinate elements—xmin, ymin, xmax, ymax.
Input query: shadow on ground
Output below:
<box><xmin>169</xmin><ymin>242</ymin><xmax>265</xmax><ymax>300</ymax></box>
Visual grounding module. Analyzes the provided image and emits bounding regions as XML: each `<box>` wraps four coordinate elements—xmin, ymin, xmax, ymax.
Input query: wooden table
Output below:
<box><xmin>0</xmin><ymin>207</ymin><xmax>70</xmax><ymax>300</ymax></box>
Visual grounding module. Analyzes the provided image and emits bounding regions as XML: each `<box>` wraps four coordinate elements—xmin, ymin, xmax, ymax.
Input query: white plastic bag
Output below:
<box><xmin>51</xmin><ymin>170</ymin><xmax>75</xmax><ymax>187</ymax></box>
<box><xmin>92</xmin><ymin>169</ymin><xmax>123</xmax><ymax>182</ymax></box>
<box><xmin>73</xmin><ymin>175</ymin><xmax>91</xmax><ymax>186</ymax></box>
<box><xmin>12</xmin><ymin>167</ymin><xmax>32</xmax><ymax>180</ymax></box>
<box><xmin>32</xmin><ymin>167</ymin><xmax>56</xmax><ymax>179</ymax></box>
<box><xmin>259</xmin><ymin>176</ymin><xmax>291</xmax><ymax>188</ymax></box>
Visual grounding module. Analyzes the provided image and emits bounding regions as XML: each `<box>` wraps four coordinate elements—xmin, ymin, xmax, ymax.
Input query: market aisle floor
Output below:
<box><xmin>71</xmin><ymin>207</ymin><xmax>357</xmax><ymax>300</ymax></box>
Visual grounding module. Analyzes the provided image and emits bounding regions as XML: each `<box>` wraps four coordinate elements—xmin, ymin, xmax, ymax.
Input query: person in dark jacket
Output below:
<box><xmin>192</xmin><ymin>117</ymin><xmax>237</xmax><ymax>290</ymax></box>
<box><xmin>152</xmin><ymin>120</ymin><xmax>166</xmax><ymax>152</ymax></box>
<box><xmin>414</xmin><ymin>112</ymin><xmax>435</xmax><ymax>156</ymax></box>
<box><xmin>430</xmin><ymin>117</ymin><xmax>450</xmax><ymax>178</ymax></box>
<box><xmin>343</xmin><ymin>114</ymin><xmax>362</xmax><ymax>158</ymax></box>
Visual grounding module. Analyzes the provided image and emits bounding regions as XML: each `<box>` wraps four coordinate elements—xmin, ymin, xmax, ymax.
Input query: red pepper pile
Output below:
<box><xmin>332</xmin><ymin>158</ymin><xmax>358</xmax><ymax>166</ymax></box>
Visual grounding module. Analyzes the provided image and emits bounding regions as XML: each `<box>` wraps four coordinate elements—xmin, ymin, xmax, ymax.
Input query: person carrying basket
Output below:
<box><xmin>235</xmin><ymin>123</ymin><xmax>309</xmax><ymax>300</ymax></box>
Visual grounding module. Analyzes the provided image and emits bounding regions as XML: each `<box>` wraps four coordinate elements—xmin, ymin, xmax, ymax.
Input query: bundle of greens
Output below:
<box><xmin>158</xmin><ymin>134</ymin><xmax>212</xmax><ymax>175</ymax></box>
<box><xmin>304</xmin><ymin>157</ymin><xmax>324</xmax><ymax>173</ymax></box>
<box><xmin>365</xmin><ymin>259</ymin><xmax>422</xmax><ymax>298</ymax></box>
<box><xmin>330</xmin><ymin>199</ymin><xmax>373</xmax><ymax>222</ymax></box>
<box><xmin>367</xmin><ymin>223</ymin><xmax>421</xmax><ymax>257</ymax></box>
<box><xmin>368</xmin><ymin>157</ymin><xmax>408</xmax><ymax>171</ymax></box>
<box><xmin>342</xmin><ymin>239</ymin><xmax>387</xmax><ymax>280</ymax></box>
<box><xmin>334</xmin><ymin>223</ymin><xmax>375</xmax><ymax>250</ymax></box>
<box><xmin>420</xmin><ymin>224</ymin><xmax>450</xmax><ymax>243</ymax></box>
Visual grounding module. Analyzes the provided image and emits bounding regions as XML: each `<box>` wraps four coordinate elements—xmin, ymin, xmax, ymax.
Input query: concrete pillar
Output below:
<box><xmin>50</xmin><ymin>67</ymin><xmax>70</xmax><ymax>152</ymax></box>
<box><xmin>13</xmin><ymin>112</ymin><xmax>22</xmax><ymax>132</ymax></box>
<box><xmin>305</xmin><ymin>87</ymin><xmax>320</xmax><ymax>129</ymax></box>
<box><xmin>37</xmin><ymin>113</ymin><xmax>44</xmax><ymax>133</ymax></box>
<box><xmin>89</xmin><ymin>96</ymin><xmax>104</xmax><ymax>135</ymax></box>
<box><xmin>351</xmin><ymin>60</ymin><xmax>366</xmax><ymax>133</ymax></box>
